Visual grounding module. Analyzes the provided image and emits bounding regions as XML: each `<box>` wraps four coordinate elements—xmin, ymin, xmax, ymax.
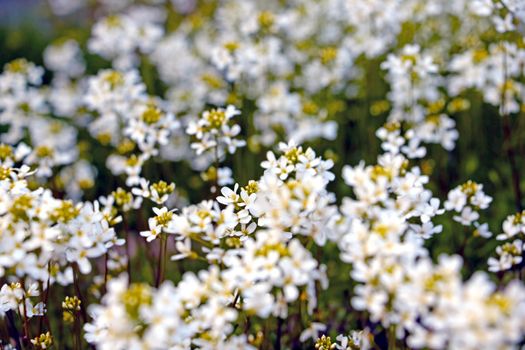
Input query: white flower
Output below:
<box><xmin>453</xmin><ymin>206</ymin><xmax>480</xmax><ymax>226</ymax></box>
<box><xmin>171</xmin><ymin>238</ymin><xmax>193</xmax><ymax>261</ymax></box>
<box><xmin>299</xmin><ymin>322</ymin><xmax>327</xmax><ymax>342</ymax></box>
<box><xmin>140</xmin><ymin>220</ymin><xmax>162</xmax><ymax>242</ymax></box>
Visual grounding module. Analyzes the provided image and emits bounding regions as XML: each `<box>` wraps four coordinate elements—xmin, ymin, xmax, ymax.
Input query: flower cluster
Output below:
<box><xmin>84</xmin><ymin>69</ymin><xmax>180</xmax><ymax>185</ymax></box>
<box><xmin>0</xmin><ymin>0</ymin><xmax>524</xmax><ymax>349</ymax></box>
<box><xmin>445</xmin><ymin>181</ymin><xmax>493</xmax><ymax>233</ymax></box>
<box><xmin>336</xmin><ymin>146</ymin><xmax>525</xmax><ymax>349</ymax></box>
<box><xmin>0</xmin><ymin>282</ymin><xmax>45</xmax><ymax>319</ymax></box>
<box><xmin>89</xmin><ymin>13</ymin><xmax>164</xmax><ymax>69</ymax></box>
<box><xmin>489</xmin><ymin>211</ymin><xmax>525</xmax><ymax>272</ymax></box>
<box><xmin>0</xmin><ymin>160</ymin><xmax>120</xmax><ymax>283</ymax></box>
<box><xmin>187</xmin><ymin>105</ymin><xmax>245</xmax><ymax>158</ymax></box>
<box><xmin>0</xmin><ymin>60</ymin><xmax>78</xmax><ymax>178</ymax></box>
<box><xmin>84</xmin><ymin>273</ymin><xmax>255</xmax><ymax>349</ymax></box>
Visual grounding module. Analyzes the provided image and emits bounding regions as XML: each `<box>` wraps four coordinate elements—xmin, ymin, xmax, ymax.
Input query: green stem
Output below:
<box><xmin>190</xmin><ymin>234</ymin><xmax>214</xmax><ymax>249</ymax></box>
<box><xmin>156</xmin><ymin>233</ymin><xmax>168</xmax><ymax>287</ymax></box>
<box><xmin>388</xmin><ymin>325</ymin><xmax>397</xmax><ymax>350</ymax></box>
<box><xmin>74</xmin><ymin>315</ymin><xmax>81</xmax><ymax>350</ymax></box>
<box><xmin>213</xmin><ymin>137</ymin><xmax>220</xmax><ymax>195</ymax></box>
<box><xmin>123</xmin><ymin>214</ymin><xmax>133</xmax><ymax>283</ymax></box>
<box><xmin>500</xmin><ymin>43</ymin><xmax>523</xmax><ymax>211</ymax></box>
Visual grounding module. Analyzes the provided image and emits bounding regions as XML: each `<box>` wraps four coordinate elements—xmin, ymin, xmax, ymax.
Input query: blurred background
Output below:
<box><xmin>1</xmin><ymin>0</ymin><xmax>51</xmax><ymax>64</ymax></box>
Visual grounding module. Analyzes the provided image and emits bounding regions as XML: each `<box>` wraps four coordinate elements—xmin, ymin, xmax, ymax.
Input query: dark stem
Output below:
<box><xmin>500</xmin><ymin>45</ymin><xmax>523</xmax><ymax>211</ymax></box>
<box><xmin>20</xmin><ymin>284</ymin><xmax>31</xmax><ymax>347</ymax></box>
<box><xmin>213</xmin><ymin>136</ymin><xmax>220</xmax><ymax>195</ymax></box>
<box><xmin>502</xmin><ymin>114</ymin><xmax>523</xmax><ymax>211</ymax></box>
<box><xmin>74</xmin><ymin>314</ymin><xmax>81</xmax><ymax>350</ymax></box>
<box><xmin>123</xmin><ymin>214</ymin><xmax>133</xmax><ymax>283</ymax></box>
<box><xmin>5</xmin><ymin>311</ymin><xmax>22</xmax><ymax>349</ymax></box>
<box><xmin>230</xmin><ymin>289</ymin><xmax>241</xmax><ymax>308</ymax></box>
<box><xmin>72</xmin><ymin>264</ymin><xmax>97</xmax><ymax>350</ymax></box>
<box><xmin>274</xmin><ymin>317</ymin><xmax>283</xmax><ymax>350</ymax></box>
<box><xmin>39</xmin><ymin>262</ymin><xmax>52</xmax><ymax>335</ymax></box>
<box><xmin>104</xmin><ymin>252</ymin><xmax>109</xmax><ymax>294</ymax></box>
<box><xmin>72</xmin><ymin>264</ymin><xmax>88</xmax><ymax>324</ymax></box>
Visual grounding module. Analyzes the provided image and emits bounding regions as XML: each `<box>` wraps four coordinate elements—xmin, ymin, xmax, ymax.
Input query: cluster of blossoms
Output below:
<box><xmin>85</xmin><ymin>232</ymin><xmax>324</xmax><ymax>348</ymax></box>
<box><xmin>0</xmin><ymin>160</ymin><xmax>121</xmax><ymax>282</ymax></box>
<box><xmin>334</xmin><ymin>143</ymin><xmax>525</xmax><ymax>349</ymax></box>
<box><xmin>85</xmin><ymin>273</ymin><xmax>255</xmax><ymax>349</ymax></box>
<box><xmin>84</xmin><ymin>69</ymin><xmax>180</xmax><ymax>185</ymax></box>
<box><xmin>0</xmin><ymin>157</ymin><xmax>123</xmax><ymax>349</ymax></box>
<box><xmin>78</xmin><ymin>139</ymin><xmax>340</xmax><ymax>348</ymax></box>
<box><xmin>0</xmin><ymin>0</ymin><xmax>524</xmax><ymax>349</ymax></box>
<box><xmin>0</xmin><ymin>60</ymin><xmax>78</xmax><ymax>178</ymax></box>
<box><xmin>0</xmin><ymin>282</ymin><xmax>45</xmax><ymax>319</ymax></box>
<box><xmin>88</xmin><ymin>12</ymin><xmax>164</xmax><ymax>70</ymax></box>
<box><xmin>445</xmin><ymin>181</ymin><xmax>493</xmax><ymax>233</ymax></box>
<box><xmin>314</xmin><ymin>330</ymin><xmax>371</xmax><ymax>350</ymax></box>
<box><xmin>7</xmin><ymin>0</ymin><xmax>519</xmax><ymax>193</ymax></box>
<box><xmin>44</xmin><ymin>39</ymin><xmax>85</xmax><ymax>79</ymax></box>
<box><xmin>34</xmin><ymin>0</ymin><xmax>525</xmax><ymax>171</ymax></box>
<box><xmin>186</xmin><ymin>105</ymin><xmax>245</xmax><ymax>158</ymax></box>
<box><xmin>379</xmin><ymin>45</ymin><xmax>460</xmax><ymax>156</ymax></box>
<box><xmin>255</xmin><ymin>141</ymin><xmax>337</xmax><ymax>245</ymax></box>
<box><xmin>489</xmin><ymin>211</ymin><xmax>525</xmax><ymax>272</ymax></box>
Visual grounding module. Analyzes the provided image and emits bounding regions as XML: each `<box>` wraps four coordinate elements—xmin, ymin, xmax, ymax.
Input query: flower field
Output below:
<box><xmin>1</xmin><ymin>0</ymin><xmax>525</xmax><ymax>349</ymax></box>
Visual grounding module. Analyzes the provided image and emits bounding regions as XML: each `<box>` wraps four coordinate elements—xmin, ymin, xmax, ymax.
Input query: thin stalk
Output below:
<box><xmin>20</xmin><ymin>285</ymin><xmax>31</xmax><ymax>347</ymax></box>
<box><xmin>230</xmin><ymin>289</ymin><xmax>241</xmax><ymax>308</ymax></box>
<box><xmin>5</xmin><ymin>311</ymin><xmax>22</xmax><ymax>349</ymax></box>
<box><xmin>156</xmin><ymin>233</ymin><xmax>168</xmax><ymax>287</ymax></box>
<box><xmin>123</xmin><ymin>214</ymin><xmax>133</xmax><ymax>283</ymax></box>
<box><xmin>500</xmin><ymin>44</ymin><xmax>523</xmax><ymax>211</ymax></box>
<box><xmin>0</xmin><ymin>318</ymin><xmax>9</xmax><ymax>342</ymax></box>
<box><xmin>274</xmin><ymin>317</ymin><xmax>283</xmax><ymax>350</ymax></box>
<box><xmin>214</xmin><ymin>140</ymin><xmax>220</xmax><ymax>195</ymax></box>
<box><xmin>243</xmin><ymin>314</ymin><xmax>251</xmax><ymax>335</ymax></box>
<box><xmin>190</xmin><ymin>234</ymin><xmax>214</xmax><ymax>249</ymax></box>
<box><xmin>72</xmin><ymin>264</ymin><xmax>97</xmax><ymax>350</ymax></box>
<box><xmin>104</xmin><ymin>252</ymin><xmax>109</xmax><ymax>294</ymax></box>
<box><xmin>502</xmin><ymin>114</ymin><xmax>523</xmax><ymax>211</ymax></box>
<box><xmin>39</xmin><ymin>262</ymin><xmax>52</xmax><ymax>334</ymax></box>
<box><xmin>72</xmin><ymin>264</ymin><xmax>88</xmax><ymax>324</ymax></box>
<box><xmin>73</xmin><ymin>314</ymin><xmax>81</xmax><ymax>350</ymax></box>
<box><xmin>388</xmin><ymin>325</ymin><xmax>397</xmax><ymax>350</ymax></box>
<box><xmin>104</xmin><ymin>252</ymin><xmax>109</xmax><ymax>293</ymax></box>
<box><xmin>496</xmin><ymin>0</ymin><xmax>519</xmax><ymax>20</ymax></box>
<box><xmin>208</xmin><ymin>132</ymin><xmax>223</xmax><ymax>197</ymax></box>
<box><xmin>18</xmin><ymin>311</ymin><xmax>28</xmax><ymax>350</ymax></box>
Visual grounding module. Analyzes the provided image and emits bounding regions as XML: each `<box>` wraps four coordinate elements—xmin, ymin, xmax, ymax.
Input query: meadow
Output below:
<box><xmin>0</xmin><ymin>0</ymin><xmax>525</xmax><ymax>349</ymax></box>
